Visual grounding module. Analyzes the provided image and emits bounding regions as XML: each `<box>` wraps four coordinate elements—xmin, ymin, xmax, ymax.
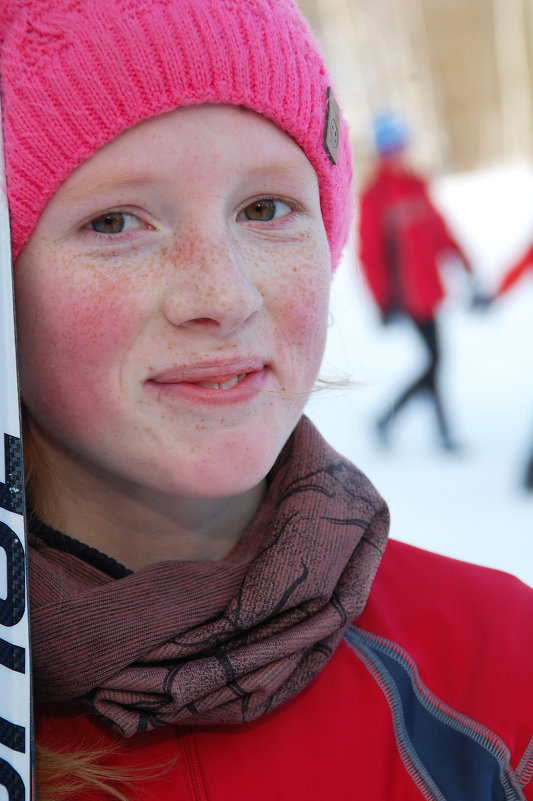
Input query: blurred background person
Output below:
<box><xmin>295</xmin><ymin>0</ymin><xmax>532</xmax><ymax>587</ymax></box>
<box><xmin>357</xmin><ymin>111</ymin><xmax>474</xmax><ymax>451</ymax></box>
<box><xmin>486</xmin><ymin>238</ymin><xmax>533</xmax><ymax>490</ymax></box>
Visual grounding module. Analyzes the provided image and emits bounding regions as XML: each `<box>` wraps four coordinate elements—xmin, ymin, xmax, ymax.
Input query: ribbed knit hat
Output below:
<box><xmin>0</xmin><ymin>0</ymin><xmax>353</xmax><ymax>266</ymax></box>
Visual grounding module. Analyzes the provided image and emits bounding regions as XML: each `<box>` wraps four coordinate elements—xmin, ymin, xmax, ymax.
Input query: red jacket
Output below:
<box><xmin>38</xmin><ymin>540</ymin><xmax>533</xmax><ymax>800</ymax></box>
<box><xmin>358</xmin><ymin>163</ymin><xmax>469</xmax><ymax>321</ymax></box>
<box><xmin>496</xmin><ymin>242</ymin><xmax>533</xmax><ymax>297</ymax></box>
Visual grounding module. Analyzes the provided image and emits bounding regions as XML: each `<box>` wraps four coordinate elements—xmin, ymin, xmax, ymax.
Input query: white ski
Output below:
<box><xmin>0</xmin><ymin>95</ymin><xmax>33</xmax><ymax>801</ymax></box>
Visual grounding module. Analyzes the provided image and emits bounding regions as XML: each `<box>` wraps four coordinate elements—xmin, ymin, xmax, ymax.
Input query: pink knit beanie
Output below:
<box><xmin>0</xmin><ymin>0</ymin><xmax>353</xmax><ymax>265</ymax></box>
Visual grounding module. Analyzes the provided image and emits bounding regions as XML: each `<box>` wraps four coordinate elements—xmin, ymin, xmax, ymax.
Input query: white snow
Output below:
<box><xmin>305</xmin><ymin>161</ymin><xmax>533</xmax><ymax>587</ymax></box>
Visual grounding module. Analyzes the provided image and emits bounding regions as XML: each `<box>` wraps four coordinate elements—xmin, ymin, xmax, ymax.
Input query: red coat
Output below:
<box><xmin>496</xmin><ymin>241</ymin><xmax>533</xmax><ymax>297</ymax></box>
<box><xmin>358</xmin><ymin>163</ymin><xmax>468</xmax><ymax>321</ymax></box>
<box><xmin>37</xmin><ymin>540</ymin><xmax>533</xmax><ymax>800</ymax></box>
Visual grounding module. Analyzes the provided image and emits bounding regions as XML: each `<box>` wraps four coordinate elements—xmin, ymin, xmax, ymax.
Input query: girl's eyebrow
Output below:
<box><xmin>243</xmin><ymin>156</ymin><xmax>315</xmax><ymax>180</ymax></box>
<box><xmin>68</xmin><ymin>170</ymin><xmax>156</xmax><ymax>198</ymax></box>
<box><xmin>52</xmin><ymin>172</ymin><xmax>155</xmax><ymax>211</ymax></box>
<box><xmin>58</xmin><ymin>169</ymin><xmax>164</xmax><ymax>209</ymax></box>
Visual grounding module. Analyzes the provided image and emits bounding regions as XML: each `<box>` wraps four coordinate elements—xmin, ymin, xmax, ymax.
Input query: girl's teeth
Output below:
<box><xmin>198</xmin><ymin>374</ymin><xmax>246</xmax><ymax>390</ymax></box>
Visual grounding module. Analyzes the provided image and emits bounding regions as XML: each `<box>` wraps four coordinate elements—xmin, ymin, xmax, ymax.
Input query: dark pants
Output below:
<box><xmin>525</xmin><ymin>446</ymin><xmax>533</xmax><ymax>490</ymax></box>
<box><xmin>378</xmin><ymin>318</ymin><xmax>453</xmax><ymax>447</ymax></box>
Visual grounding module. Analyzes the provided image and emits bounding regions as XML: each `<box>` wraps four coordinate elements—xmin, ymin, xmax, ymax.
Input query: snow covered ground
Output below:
<box><xmin>305</xmin><ymin>161</ymin><xmax>533</xmax><ymax>587</ymax></box>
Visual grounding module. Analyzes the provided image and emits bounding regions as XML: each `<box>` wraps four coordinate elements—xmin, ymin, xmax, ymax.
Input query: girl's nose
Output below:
<box><xmin>160</xmin><ymin>237</ymin><xmax>263</xmax><ymax>336</ymax></box>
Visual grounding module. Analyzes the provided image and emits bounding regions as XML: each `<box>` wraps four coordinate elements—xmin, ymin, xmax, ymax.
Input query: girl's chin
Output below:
<box><xmin>158</xmin><ymin>463</ymin><xmax>272</xmax><ymax>501</ymax></box>
<box><xmin>146</xmin><ymin>442</ymin><xmax>284</xmax><ymax>500</ymax></box>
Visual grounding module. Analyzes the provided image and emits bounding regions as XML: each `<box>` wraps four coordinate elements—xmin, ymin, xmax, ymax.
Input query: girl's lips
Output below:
<box><xmin>148</xmin><ymin>358</ymin><xmax>266</xmax><ymax>385</ymax></box>
<box><xmin>146</xmin><ymin>361</ymin><xmax>270</xmax><ymax>405</ymax></box>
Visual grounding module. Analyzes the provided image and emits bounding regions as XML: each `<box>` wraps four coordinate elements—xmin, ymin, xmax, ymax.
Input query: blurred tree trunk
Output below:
<box><xmin>493</xmin><ymin>0</ymin><xmax>533</xmax><ymax>157</ymax></box>
<box><xmin>421</xmin><ymin>0</ymin><xmax>500</xmax><ymax>169</ymax></box>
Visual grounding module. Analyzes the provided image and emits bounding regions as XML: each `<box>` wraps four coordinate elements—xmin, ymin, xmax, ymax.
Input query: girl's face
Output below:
<box><xmin>15</xmin><ymin>105</ymin><xmax>331</xmax><ymax>503</ymax></box>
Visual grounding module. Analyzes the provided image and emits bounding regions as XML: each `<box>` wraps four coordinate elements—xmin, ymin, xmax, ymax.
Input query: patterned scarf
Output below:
<box><xmin>29</xmin><ymin>417</ymin><xmax>389</xmax><ymax>737</ymax></box>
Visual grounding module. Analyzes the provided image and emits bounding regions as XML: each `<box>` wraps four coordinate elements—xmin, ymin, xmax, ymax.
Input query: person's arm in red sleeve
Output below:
<box><xmin>495</xmin><ymin>241</ymin><xmax>533</xmax><ymax>297</ymax></box>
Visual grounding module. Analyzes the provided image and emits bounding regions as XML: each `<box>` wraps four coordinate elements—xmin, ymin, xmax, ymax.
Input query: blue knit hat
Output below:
<box><xmin>373</xmin><ymin>111</ymin><xmax>409</xmax><ymax>155</ymax></box>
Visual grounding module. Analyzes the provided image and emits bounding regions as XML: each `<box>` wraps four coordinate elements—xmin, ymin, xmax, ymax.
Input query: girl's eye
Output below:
<box><xmin>88</xmin><ymin>211</ymin><xmax>142</xmax><ymax>235</ymax></box>
<box><xmin>240</xmin><ymin>198</ymin><xmax>292</xmax><ymax>222</ymax></box>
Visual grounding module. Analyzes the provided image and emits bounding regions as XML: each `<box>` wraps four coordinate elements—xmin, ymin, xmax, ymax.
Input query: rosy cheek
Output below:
<box><xmin>271</xmin><ymin>245</ymin><xmax>331</xmax><ymax>350</ymax></box>
<box><xmin>16</xmin><ymin>260</ymin><xmax>139</xmax><ymax>418</ymax></box>
<box><xmin>61</xmin><ymin>289</ymin><xmax>136</xmax><ymax>365</ymax></box>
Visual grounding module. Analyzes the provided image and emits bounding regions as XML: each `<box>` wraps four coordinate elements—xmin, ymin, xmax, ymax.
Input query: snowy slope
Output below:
<box><xmin>305</xmin><ymin>161</ymin><xmax>533</xmax><ymax>587</ymax></box>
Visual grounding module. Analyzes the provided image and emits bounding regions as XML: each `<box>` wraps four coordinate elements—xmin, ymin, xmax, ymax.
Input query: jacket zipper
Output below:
<box><xmin>182</xmin><ymin>729</ymin><xmax>209</xmax><ymax>801</ymax></box>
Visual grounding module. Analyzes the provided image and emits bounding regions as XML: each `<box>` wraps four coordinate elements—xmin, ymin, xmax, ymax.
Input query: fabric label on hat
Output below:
<box><xmin>323</xmin><ymin>88</ymin><xmax>340</xmax><ymax>165</ymax></box>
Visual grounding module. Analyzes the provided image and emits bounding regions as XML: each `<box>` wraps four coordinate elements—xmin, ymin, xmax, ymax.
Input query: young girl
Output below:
<box><xmin>1</xmin><ymin>0</ymin><xmax>532</xmax><ymax>798</ymax></box>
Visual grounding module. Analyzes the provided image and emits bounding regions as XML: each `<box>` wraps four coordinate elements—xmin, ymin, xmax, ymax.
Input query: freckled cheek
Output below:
<box><xmin>17</xmin><ymin>279</ymin><xmax>141</xmax><ymax>406</ymax></box>
<box><xmin>264</xmin><ymin>249</ymin><xmax>331</xmax><ymax>353</ymax></box>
